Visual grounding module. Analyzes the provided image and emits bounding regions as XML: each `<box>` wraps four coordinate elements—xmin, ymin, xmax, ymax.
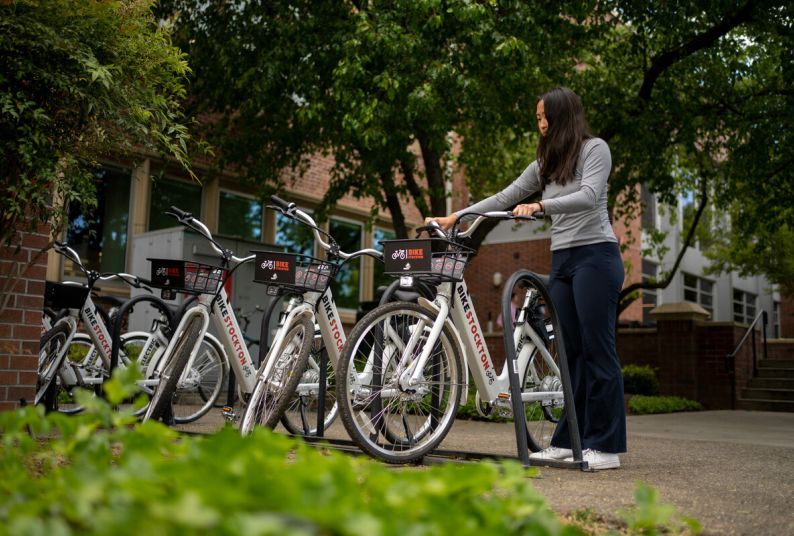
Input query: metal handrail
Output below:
<box><xmin>726</xmin><ymin>310</ymin><xmax>768</xmax><ymax>409</ymax></box>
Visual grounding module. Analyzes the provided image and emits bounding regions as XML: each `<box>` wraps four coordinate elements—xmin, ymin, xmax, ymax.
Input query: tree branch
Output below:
<box><xmin>638</xmin><ymin>0</ymin><xmax>758</xmax><ymax>102</ymax></box>
<box><xmin>379</xmin><ymin>170</ymin><xmax>408</xmax><ymax>239</ymax></box>
<box><xmin>617</xmin><ymin>180</ymin><xmax>709</xmax><ymax>315</ymax></box>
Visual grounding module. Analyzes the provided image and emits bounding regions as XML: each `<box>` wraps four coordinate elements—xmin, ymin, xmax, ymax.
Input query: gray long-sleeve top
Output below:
<box><xmin>457</xmin><ymin>137</ymin><xmax>617</xmax><ymax>251</ymax></box>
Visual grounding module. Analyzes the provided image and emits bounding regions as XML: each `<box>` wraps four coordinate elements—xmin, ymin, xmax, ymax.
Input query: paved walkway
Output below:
<box><xmin>179</xmin><ymin>410</ymin><xmax>794</xmax><ymax>535</ymax></box>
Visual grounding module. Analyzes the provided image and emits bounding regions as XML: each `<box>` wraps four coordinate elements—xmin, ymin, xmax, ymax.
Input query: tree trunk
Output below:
<box><xmin>379</xmin><ymin>170</ymin><xmax>409</xmax><ymax>239</ymax></box>
<box><xmin>415</xmin><ymin>131</ymin><xmax>448</xmax><ymax>217</ymax></box>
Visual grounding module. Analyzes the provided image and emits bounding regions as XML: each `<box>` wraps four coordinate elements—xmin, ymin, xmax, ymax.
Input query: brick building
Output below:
<box><xmin>1</xmin><ymin>146</ymin><xmax>792</xmax><ymax>409</ymax></box>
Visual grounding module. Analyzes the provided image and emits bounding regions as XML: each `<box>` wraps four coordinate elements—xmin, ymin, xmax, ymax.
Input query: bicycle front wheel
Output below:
<box><xmin>240</xmin><ymin>315</ymin><xmax>313</xmax><ymax>434</ymax></box>
<box><xmin>143</xmin><ymin>316</ymin><xmax>203</xmax><ymax>423</ymax></box>
<box><xmin>336</xmin><ymin>301</ymin><xmax>463</xmax><ymax>464</ymax></box>
<box><xmin>36</xmin><ymin>323</ymin><xmax>72</xmax><ymax>408</ymax></box>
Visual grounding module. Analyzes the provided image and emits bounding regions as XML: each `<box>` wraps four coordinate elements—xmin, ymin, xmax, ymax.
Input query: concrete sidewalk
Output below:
<box><xmin>179</xmin><ymin>410</ymin><xmax>794</xmax><ymax>535</ymax></box>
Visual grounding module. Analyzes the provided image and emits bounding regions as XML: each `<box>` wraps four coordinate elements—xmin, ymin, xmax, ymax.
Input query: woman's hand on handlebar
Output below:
<box><xmin>424</xmin><ymin>214</ymin><xmax>458</xmax><ymax>231</ymax></box>
<box><xmin>513</xmin><ymin>202</ymin><xmax>544</xmax><ymax>217</ymax></box>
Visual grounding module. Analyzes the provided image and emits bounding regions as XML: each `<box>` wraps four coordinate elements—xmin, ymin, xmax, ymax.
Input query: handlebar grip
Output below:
<box><xmin>270</xmin><ymin>195</ymin><xmax>295</xmax><ymax>212</ymax></box>
<box><xmin>169</xmin><ymin>206</ymin><xmax>192</xmax><ymax>220</ymax></box>
<box><xmin>54</xmin><ymin>240</ymin><xmax>67</xmax><ymax>249</ymax></box>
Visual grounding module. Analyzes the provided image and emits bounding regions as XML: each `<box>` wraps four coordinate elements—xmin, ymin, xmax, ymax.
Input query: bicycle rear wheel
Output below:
<box><xmin>336</xmin><ymin>301</ymin><xmax>463</xmax><ymax>464</ymax></box>
<box><xmin>171</xmin><ymin>334</ymin><xmax>226</xmax><ymax>423</ymax></box>
<box><xmin>521</xmin><ymin>282</ymin><xmax>565</xmax><ymax>452</ymax></box>
<box><xmin>240</xmin><ymin>315</ymin><xmax>313</xmax><ymax>434</ymax></box>
<box><xmin>143</xmin><ymin>316</ymin><xmax>203</xmax><ymax>423</ymax></box>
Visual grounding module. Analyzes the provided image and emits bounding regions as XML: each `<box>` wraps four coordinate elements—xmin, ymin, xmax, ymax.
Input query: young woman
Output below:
<box><xmin>428</xmin><ymin>87</ymin><xmax>626</xmax><ymax>470</ymax></box>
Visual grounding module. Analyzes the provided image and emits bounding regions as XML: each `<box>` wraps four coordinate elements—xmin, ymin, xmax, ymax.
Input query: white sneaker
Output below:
<box><xmin>529</xmin><ymin>446</ymin><xmax>573</xmax><ymax>461</ymax></box>
<box><xmin>564</xmin><ymin>449</ymin><xmax>620</xmax><ymax>471</ymax></box>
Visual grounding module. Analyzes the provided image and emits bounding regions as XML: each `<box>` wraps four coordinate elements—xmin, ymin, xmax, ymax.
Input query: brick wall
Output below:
<box><xmin>0</xmin><ymin>226</ymin><xmax>50</xmax><ymax>410</ymax></box>
<box><xmin>617</xmin><ymin>318</ymin><xmax>753</xmax><ymax>409</ymax></box>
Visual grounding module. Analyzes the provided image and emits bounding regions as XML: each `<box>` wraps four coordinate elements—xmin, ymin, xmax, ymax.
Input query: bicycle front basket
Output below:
<box><xmin>252</xmin><ymin>251</ymin><xmax>338</xmax><ymax>294</ymax></box>
<box><xmin>148</xmin><ymin>258</ymin><xmax>226</xmax><ymax>295</ymax></box>
<box><xmin>43</xmin><ymin>281</ymin><xmax>90</xmax><ymax>310</ymax></box>
<box><xmin>382</xmin><ymin>238</ymin><xmax>472</xmax><ymax>282</ymax></box>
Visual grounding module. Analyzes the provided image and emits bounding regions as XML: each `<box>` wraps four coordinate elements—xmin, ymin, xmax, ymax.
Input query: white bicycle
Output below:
<box><xmin>335</xmin><ymin>210</ymin><xmax>565</xmax><ymax>463</ymax></box>
<box><xmin>240</xmin><ymin>196</ymin><xmax>382</xmax><ymax>436</ymax></box>
<box><xmin>39</xmin><ymin>242</ymin><xmax>226</xmax><ymax>422</ymax></box>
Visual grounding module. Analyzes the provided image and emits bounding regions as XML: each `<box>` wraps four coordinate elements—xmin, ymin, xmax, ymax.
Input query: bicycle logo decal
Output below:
<box><xmin>383</xmin><ymin>240</ymin><xmax>432</xmax><ymax>274</ymax></box>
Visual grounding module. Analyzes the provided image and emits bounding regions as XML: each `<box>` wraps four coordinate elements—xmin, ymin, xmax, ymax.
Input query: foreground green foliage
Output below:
<box><xmin>1</xmin><ymin>374</ymin><xmax>581</xmax><ymax>536</ymax></box>
<box><xmin>628</xmin><ymin>395</ymin><xmax>703</xmax><ymax>416</ymax></box>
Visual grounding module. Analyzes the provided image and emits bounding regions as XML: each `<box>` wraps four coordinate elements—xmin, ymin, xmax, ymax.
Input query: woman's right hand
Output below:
<box><xmin>424</xmin><ymin>214</ymin><xmax>458</xmax><ymax>231</ymax></box>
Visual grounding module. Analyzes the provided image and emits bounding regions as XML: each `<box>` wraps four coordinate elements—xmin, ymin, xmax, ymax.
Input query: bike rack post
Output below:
<box><xmin>501</xmin><ymin>270</ymin><xmax>585</xmax><ymax>470</ymax></box>
<box><xmin>109</xmin><ymin>294</ymin><xmax>175</xmax><ymax>421</ymax></box>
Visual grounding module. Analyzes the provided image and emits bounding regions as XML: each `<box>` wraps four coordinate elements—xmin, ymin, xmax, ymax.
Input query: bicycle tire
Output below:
<box><xmin>171</xmin><ymin>334</ymin><xmax>227</xmax><ymax>423</ymax></box>
<box><xmin>36</xmin><ymin>322</ymin><xmax>72</xmax><ymax>408</ymax></box>
<box><xmin>240</xmin><ymin>315</ymin><xmax>313</xmax><ymax>434</ymax></box>
<box><xmin>520</xmin><ymin>281</ymin><xmax>565</xmax><ymax>452</ymax></box>
<box><xmin>335</xmin><ymin>301</ymin><xmax>463</xmax><ymax>464</ymax></box>
<box><xmin>143</xmin><ymin>316</ymin><xmax>203</xmax><ymax>423</ymax></box>
<box><xmin>280</xmin><ymin>338</ymin><xmax>338</xmax><ymax>437</ymax></box>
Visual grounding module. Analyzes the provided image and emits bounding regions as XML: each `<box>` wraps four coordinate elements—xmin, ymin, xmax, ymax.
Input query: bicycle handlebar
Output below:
<box><xmin>269</xmin><ymin>195</ymin><xmax>383</xmax><ymax>261</ymax></box>
<box><xmin>166</xmin><ymin>206</ymin><xmax>254</xmax><ymax>265</ymax></box>
<box><xmin>422</xmin><ymin>210</ymin><xmax>545</xmax><ymax>242</ymax></box>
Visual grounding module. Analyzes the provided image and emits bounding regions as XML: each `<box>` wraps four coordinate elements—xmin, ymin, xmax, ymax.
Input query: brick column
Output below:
<box><xmin>0</xmin><ymin>226</ymin><xmax>51</xmax><ymax>410</ymax></box>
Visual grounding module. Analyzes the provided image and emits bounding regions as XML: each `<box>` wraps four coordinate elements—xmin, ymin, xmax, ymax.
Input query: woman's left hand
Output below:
<box><xmin>513</xmin><ymin>202</ymin><xmax>543</xmax><ymax>217</ymax></box>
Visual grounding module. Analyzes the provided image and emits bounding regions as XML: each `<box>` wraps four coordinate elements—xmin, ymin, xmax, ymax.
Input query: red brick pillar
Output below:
<box><xmin>0</xmin><ymin>227</ymin><xmax>51</xmax><ymax>410</ymax></box>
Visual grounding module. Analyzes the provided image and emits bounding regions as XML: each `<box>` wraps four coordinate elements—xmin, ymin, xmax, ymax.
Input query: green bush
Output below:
<box><xmin>622</xmin><ymin>364</ymin><xmax>660</xmax><ymax>396</ymax></box>
<box><xmin>0</xmin><ymin>370</ymin><xmax>582</xmax><ymax>536</ymax></box>
<box><xmin>628</xmin><ymin>395</ymin><xmax>703</xmax><ymax>415</ymax></box>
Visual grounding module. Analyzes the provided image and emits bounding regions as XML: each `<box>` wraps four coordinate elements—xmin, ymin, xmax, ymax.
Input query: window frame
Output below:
<box><xmin>682</xmin><ymin>272</ymin><xmax>715</xmax><ymax>314</ymax></box>
<box><xmin>641</xmin><ymin>259</ymin><xmax>659</xmax><ymax>325</ymax></box>
<box><xmin>328</xmin><ymin>215</ymin><xmax>364</xmax><ymax>312</ymax></box>
<box><xmin>148</xmin><ymin>175</ymin><xmax>203</xmax><ymax>232</ymax></box>
<box><xmin>217</xmin><ymin>188</ymin><xmax>264</xmax><ymax>242</ymax></box>
<box><xmin>732</xmin><ymin>289</ymin><xmax>758</xmax><ymax>325</ymax></box>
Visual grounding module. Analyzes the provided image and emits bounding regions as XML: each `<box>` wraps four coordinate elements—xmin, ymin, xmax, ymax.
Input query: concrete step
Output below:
<box><xmin>740</xmin><ymin>387</ymin><xmax>794</xmax><ymax>402</ymax></box>
<box><xmin>758</xmin><ymin>358</ymin><xmax>794</xmax><ymax>369</ymax></box>
<box><xmin>735</xmin><ymin>398</ymin><xmax>794</xmax><ymax>412</ymax></box>
<box><xmin>756</xmin><ymin>367</ymin><xmax>794</xmax><ymax>379</ymax></box>
<box><xmin>748</xmin><ymin>378</ymin><xmax>794</xmax><ymax>390</ymax></box>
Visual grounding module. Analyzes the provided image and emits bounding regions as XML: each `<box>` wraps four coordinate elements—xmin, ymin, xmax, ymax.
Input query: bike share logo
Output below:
<box><xmin>155</xmin><ymin>265</ymin><xmax>181</xmax><ymax>285</ymax></box>
<box><xmin>456</xmin><ymin>285</ymin><xmax>495</xmax><ymax>384</ymax></box>
<box><xmin>260</xmin><ymin>258</ymin><xmax>290</xmax><ymax>280</ymax></box>
<box><xmin>391</xmin><ymin>247</ymin><xmax>425</xmax><ymax>271</ymax></box>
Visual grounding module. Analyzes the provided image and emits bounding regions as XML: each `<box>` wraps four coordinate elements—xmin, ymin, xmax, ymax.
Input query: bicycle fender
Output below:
<box><xmin>417</xmin><ymin>297</ymin><xmax>469</xmax><ymax>406</ymax></box>
<box><xmin>202</xmin><ymin>332</ymin><xmax>231</xmax><ymax>371</ymax></box>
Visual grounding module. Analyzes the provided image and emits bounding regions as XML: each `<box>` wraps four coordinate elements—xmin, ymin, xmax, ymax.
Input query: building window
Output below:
<box><xmin>372</xmin><ymin>227</ymin><xmax>395</xmax><ymax>296</ymax></box>
<box><xmin>773</xmin><ymin>301</ymin><xmax>781</xmax><ymax>339</ymax></box>
<box><xmin>329</xmin><ymin>218</ymin><xmax>362</xmax><ymax>310</ymax></box>
<box><xmin>683</xmin><ymin>273</ymin><xmax>714</xmax><ymax>314</ymax></box>
<box><xmin>149</xmin><ymin>177</ymin><xmax>202</xmax><ymax>231</ymax></box>
<box><xmin>275</xmin><ymin>210</ymin><xmax>315</xmax><ymax>257</ymax></box>
<box><xmin>732</xmin><ymin>289</ymin><xmax>757</xmax><ymax>325</ymax></box>
<box><xmin>641</xmin><ymin>260</ymin><xmax>658</xmax><ymax>325</ymax></box>
<box><xmin>65</xmin><ymin>167</ymin><xmax>131</xmax><ymax>276</ymax></box>
<box><xmin>218</xmin><ymin>191</ymin><xmax>262</xmax><ymax>241</ymax></box>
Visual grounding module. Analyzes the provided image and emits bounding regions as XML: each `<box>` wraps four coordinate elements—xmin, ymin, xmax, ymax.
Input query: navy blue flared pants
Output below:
<box><xmin>549</xmin><ymin>241</ymin><xmax>627</xmax><ymax>453</ymax></box>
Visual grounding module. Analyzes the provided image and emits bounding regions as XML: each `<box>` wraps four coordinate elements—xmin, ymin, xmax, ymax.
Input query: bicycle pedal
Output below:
<box><xmin>221</xmin><ymin>405</ymin><xmax>238</xmax><ymax>422</ymax></box>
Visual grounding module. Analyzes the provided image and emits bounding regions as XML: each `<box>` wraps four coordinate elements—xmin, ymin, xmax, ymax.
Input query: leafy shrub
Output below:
<box><xmin>628</xmin><ymin>395</ymin><xmax>703</xmax><ymax>415</ymax></box>
<box><xmin>622</xmin><ymin>364</ymin><xmax>660</xmax><ymax>396</ymax></box>
<box><xmin>1</xmin><ymin>370</ymin><xmax>582</xmax><ymax>536</ymax></box>
<box><xmin>621</xmin><ymin>482</ymin><xmax>702</xmax><ymax>535</ymax></box>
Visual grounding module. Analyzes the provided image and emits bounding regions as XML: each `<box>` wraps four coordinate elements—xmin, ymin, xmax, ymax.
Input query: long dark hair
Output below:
<box><xmin>537</xmin><ymin>87</ymin><xmax>592</xmax><ymax>188</ymax></box>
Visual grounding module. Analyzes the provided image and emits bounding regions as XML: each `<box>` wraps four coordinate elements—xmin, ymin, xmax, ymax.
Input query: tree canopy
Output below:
<box><xmin>162</xmin><ymin>0</ymin><xmax>792</xmax><ymax>290</ymax></box>
<box><xmin>0</xmin><ymin>0</ymin><xmax>199</xmax><ymax>250</ymax></box>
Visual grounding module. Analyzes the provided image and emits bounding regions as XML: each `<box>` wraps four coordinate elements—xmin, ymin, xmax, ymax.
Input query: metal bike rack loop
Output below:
<box><xmin>501</xmin><ymin>270</ymin><xmax>586</xmax><ymax>470</ymax></box>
